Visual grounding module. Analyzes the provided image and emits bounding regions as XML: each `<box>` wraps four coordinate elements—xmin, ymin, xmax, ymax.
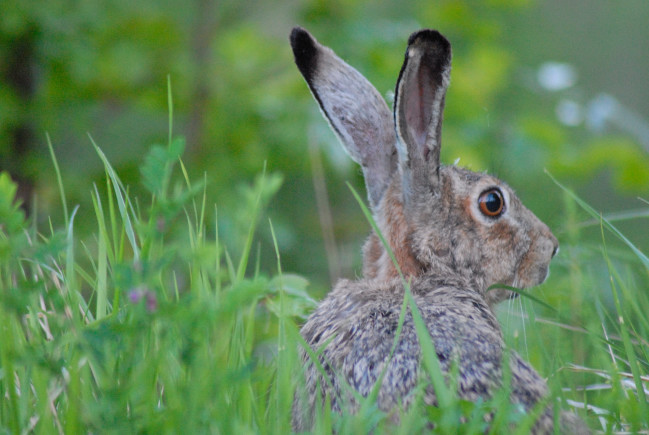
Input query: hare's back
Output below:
<box><xmin>300</xmin><ymin>280</ymin><xmax>512</xmax><ymax>410</ymax></box>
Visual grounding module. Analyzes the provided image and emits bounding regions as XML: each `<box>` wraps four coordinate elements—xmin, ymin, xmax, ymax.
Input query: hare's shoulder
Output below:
<box><xmin>299</xmin><ymin>278</ymin><xmax>402</xmax><ymax>348</ymax></box>
<box><xmin>302</xmin><ymin>276</ymin><xmax>503</xmax><ymax>356</ymax></box>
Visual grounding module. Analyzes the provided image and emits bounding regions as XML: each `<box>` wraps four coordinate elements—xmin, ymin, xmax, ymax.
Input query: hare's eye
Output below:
<box><xmin>478</xmin><ymin>188</ymin><xmax>504</xmax><ymax>218</ymax></box>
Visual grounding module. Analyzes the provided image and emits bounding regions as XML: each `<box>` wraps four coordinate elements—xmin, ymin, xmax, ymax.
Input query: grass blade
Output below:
<box><xmin>91</xmin><ymin>185</ymin><xmax>109</xmax><ymax>319</ymax></box>
<box><xmin>487</xmin><ymin>284</ymin><xmax>557</xmax><ymax>311</ymax></box>
<box><xmin>46</xmin><ymin>133</ymin><xmax>69</xmax><ymax>226</ymax></box>
<box><xmin>600</xmin><ymin>225</ymin><xmax>649</xmax><ymax>416</ymax></box>
<box><xmin>547</xmin><ymin>170</ymin><xmax>649</xmax><ymax>268</ymax></box>
<box><xmin>89</xmin><ymin>134</ymin><xmax>140</xmax><ymax>261</ymax></box>
<box><xmin>236</xmin><ymin>166</ymin><xmax>267</xmax><ymax>282</ymax></box>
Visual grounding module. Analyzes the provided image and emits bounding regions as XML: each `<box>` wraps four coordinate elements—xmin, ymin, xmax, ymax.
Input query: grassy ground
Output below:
<box><xmin>0</xmin><ymin>122</ymin><xmax>648</xmax><ymax>433</ymax></box>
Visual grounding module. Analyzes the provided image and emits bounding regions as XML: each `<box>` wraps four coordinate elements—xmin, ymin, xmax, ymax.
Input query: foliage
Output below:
<box><xmin>0</xmin><ymin>172</ymin><xmax>27</xmax><ymax>258</ymax></box>
<box><xmin>0</xmin><ymin>1</ymin><xmax>648</xmax><ymax>433</ymax></box>
<box><xmin>0</xmin><ymin>121</ymin><xmax>647</xmax><ymax>433</ymax></box>
<box><xmin>0</xmin><ymin>131</ymin><xmax>313</xmax><ymax>433</ymax></box>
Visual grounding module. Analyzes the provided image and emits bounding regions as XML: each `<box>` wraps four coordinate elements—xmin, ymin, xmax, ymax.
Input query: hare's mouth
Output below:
<box><xmin>514</xmin><ymin>261</ymin><xmax>551</xmax><ymax>290</ymax></box>
<box><xmin>506</xmin><ymin>291</ymin><xmax>520</xmax><ymax>305</ymax></box>
<box><xmin>538</xmin><ymin>264</ymin><xmax>550</xmax><ymax>284</ymax></box>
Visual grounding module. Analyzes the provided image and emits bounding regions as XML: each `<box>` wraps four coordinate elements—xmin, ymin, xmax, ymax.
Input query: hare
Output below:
<box><xmin>289</xmin><ymin>27</ymin><xmax>588</xmax><ymax>434</ymax></box>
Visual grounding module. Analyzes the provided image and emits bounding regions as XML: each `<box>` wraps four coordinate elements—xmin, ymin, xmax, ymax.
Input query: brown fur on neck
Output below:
<box><xmin>362</xmin><ymin>182</ymin><xmax>423</xmax><ymax>281</ymax></box>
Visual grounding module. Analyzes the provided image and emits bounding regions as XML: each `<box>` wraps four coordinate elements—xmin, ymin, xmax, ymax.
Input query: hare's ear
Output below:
<box><xmin>394</xmin><ymin>30</ymin><xmax>451</xmax><ymax>201</ymax></box>
<box><xmin>290</xmin><ymin>27</ymin><xmax>397</xmax><ymax>209</ymax></box>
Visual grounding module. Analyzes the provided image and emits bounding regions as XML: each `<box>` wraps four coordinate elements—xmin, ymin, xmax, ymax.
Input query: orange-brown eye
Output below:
<box><xmin>478</xmin><ymin>188</ymin><xmax>504</xmax><ymax>217</ymax></box>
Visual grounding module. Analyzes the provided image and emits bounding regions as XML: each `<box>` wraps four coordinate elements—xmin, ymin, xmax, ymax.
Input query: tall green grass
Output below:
<box><xmin>0</xmin><ymin>120</ymin><xmax>310</xmax><ymax>433</ymax></box>
<box><xmin>0</xmin><ymin>125</ymin><xmax>647</xmax><ymax>433</ymax></box>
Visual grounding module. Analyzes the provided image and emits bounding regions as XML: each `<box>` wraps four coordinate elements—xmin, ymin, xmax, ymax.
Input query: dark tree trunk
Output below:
<box><xmin>2</xmin><ymin>28</ymin><xmax>37</xmax><ymax>213</ymax></box>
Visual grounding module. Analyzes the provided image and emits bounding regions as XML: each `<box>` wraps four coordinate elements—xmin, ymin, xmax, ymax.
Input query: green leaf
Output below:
<box><xmin>268</xmin><ymin>274</ymin><xmax>315</xmax><ymax>304</ymax></box>
<box><xmin>141</xmin><ymin>144</ymin><xmax>168</xmax><ymax>195</ymax></box>
<box><xmin>0</xmin><ymin>172</ymin><xmax>28</xmax><ymax>262</ymax></box>
<box><xmin>219</xmin><ymin>277</ymin><xmax>272</xmax><ymax>314</ymax></box>
<box><xmin>140</xmin><ymin>137</ymin><xmax>186</xmax><ymax>196</ymax></box>
<box><xmin>0</xmin><ymin>172</ymin><xmax>26</xmax><ymax>236</ymax></box>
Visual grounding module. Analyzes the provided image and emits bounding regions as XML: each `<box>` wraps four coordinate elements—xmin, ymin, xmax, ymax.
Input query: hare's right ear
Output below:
<box><xmin>394</xmin><ymin>30</ymin><xmax>451</xmax><ymax>204</ymax></box>
<box><xmin>290</xmin><ymin>27</ymin><xmax>397</xmax><ymax>209</ymax></box>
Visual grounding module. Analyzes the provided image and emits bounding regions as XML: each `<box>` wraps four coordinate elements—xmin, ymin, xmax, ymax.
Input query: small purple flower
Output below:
<box><xmin>145</xmin><ymin>291</ymin><xmax>158</xmax><ymax>312</ymax></box>
<box><xmin>128</xmin><ymin>286</ymin><xmax>158</xmax><ymax>313</ymax></box>
<box><xmin>156</xmin><ymin>216</ymin><xmax>166</xmax><ymax>232</ymax></box>
<box><xmin>128</xmin><ymin>287</ymin><xmax>144</xmax><ymax>304</ymax></box>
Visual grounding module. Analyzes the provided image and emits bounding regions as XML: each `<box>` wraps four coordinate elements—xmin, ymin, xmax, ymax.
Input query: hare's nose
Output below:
<box><xmin>551</xmin><ymin>243</ymin><xmax>559</xmax><ymax>258</ymax></box>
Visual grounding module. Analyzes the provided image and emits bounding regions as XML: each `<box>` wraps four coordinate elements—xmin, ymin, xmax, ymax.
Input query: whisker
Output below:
<box><xmin>519</xmin><ymin>295</ymin><xmax>529</xmax><ymax>358</ymax></box>
<box><xmin>505</xmin><ymin>288</ymin><xmax>514</xmax><ymax>332</ymax></box>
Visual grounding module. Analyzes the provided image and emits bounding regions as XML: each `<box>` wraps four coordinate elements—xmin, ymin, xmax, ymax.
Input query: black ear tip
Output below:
<box><xmin>407</xmin><ymin>29</ymin><xmax>451</xmax><ymax>56</ymax></box>
<box><xmin>290</xmin><ymin>26</ymin><xmax>319</xmax><ymax>79</ymax></box>
<box><xmin>290</xmin><ymin>27</ymin><xmax>306</xmax><ymax>46</ymax></box>
<box><xmin>290</xmin><ymin>26</ymin><xmax>315</xmax><ymax>54</ymax></box>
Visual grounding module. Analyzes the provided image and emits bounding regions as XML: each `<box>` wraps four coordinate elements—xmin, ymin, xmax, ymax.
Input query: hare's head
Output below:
<box><xmin>290</xmin><ymin>27</ymin><xmax>558</xmax><ymax>303</ymax></box>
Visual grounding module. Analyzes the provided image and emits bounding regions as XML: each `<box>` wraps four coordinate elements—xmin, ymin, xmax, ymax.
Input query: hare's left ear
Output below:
<box><xmin>394</xmin><ymin>30</ymin><xmax>451</xmax><ymax>202</ymax></box>
<box><xmin>290</xmin><ymin>27</ymin><xmax>397</xmax><ymax>210</ymax></box>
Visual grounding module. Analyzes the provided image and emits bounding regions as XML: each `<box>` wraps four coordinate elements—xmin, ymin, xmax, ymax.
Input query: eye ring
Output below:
<box><xmin>478</xmin><ymin>188</ymin><xmax>505</xmax><ymax>218</ymax></box>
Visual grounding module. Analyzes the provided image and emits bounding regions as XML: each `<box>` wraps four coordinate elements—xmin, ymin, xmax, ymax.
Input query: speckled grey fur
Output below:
<box><xmin>289</xmin><ymin>27</ymin><xmax>589</xmax><ymax>434</ymax></box>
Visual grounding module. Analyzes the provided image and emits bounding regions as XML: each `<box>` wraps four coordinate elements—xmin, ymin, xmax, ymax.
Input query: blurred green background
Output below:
<box><xmin>1</xmin><ymin>0</ymin><xmax>648</xmax><ymax>293</ymax></box>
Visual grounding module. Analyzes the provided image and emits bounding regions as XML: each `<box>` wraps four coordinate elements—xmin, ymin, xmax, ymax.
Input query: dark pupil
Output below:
<box><xmin>485</xmin><ymin>192</ymin><xmax>501</xmax><ymax>213</ymax></box>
